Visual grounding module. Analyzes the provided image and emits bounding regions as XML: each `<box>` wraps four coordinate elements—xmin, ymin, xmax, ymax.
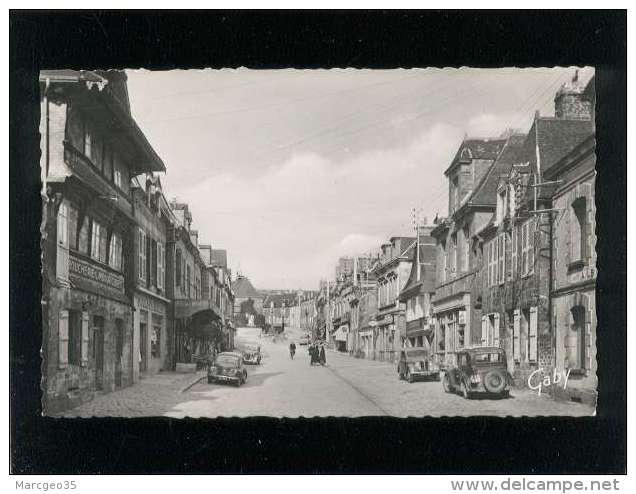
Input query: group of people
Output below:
<box><xmin>308</xmin><ymin>341</ymin><xmax>327</xmax><ymax>366</ymax></box>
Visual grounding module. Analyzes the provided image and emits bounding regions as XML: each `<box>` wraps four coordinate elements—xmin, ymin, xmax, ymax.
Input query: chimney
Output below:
<box><xmin>554</xmin><ymin>71</ymin><xmax>592</xmax><ymax>120</ymax></box>
<box><xmin>190</xmin><ymin>229</ymin><xmax>199</xmax><ymax>248</ymax></box>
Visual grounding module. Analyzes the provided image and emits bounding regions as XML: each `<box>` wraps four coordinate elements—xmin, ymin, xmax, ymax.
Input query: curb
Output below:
<box><xmin>180</xmin><ymin>373</ymin><xmax>206</xmax><ymax>393</ymax></box>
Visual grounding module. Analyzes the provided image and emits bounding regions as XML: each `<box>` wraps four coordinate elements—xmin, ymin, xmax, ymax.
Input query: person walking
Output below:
<box><xmin>319</xmin><ymin>343</ymin><xmax>326</xmax><ymax>366</ymax></box>
<box><xmin>289</xmin><ymin>342</ymin><xmax>296</xmax><ymax>360</ymax></box>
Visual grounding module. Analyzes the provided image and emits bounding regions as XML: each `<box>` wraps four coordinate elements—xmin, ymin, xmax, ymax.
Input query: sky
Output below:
<box><xmin>126</xmin><ymin>67</ymin><xmax>594</xmax><ymax>290</ymax></box>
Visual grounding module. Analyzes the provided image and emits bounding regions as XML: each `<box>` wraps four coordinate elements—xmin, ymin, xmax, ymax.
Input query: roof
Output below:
<box><xmin>531</xmin><ymin>118</ymin><xmax>594</xmax><ymax>175</ymax></box>
<box><xmin>469</xmin><ymin>133</ymin><xmax>527</xmax><ymax>205</ymax></box>
<box><xmin>445</xmin><ymin>138</ymin><xmax>507</xmax><ymax>175</ymax></box>
<box><xmin>233</xmin><ymin>276</ymin><xmax>260</xmax><ymax>299</ymax></box>
<box><xmin>40</xmin><ymin>70</ymin><xmax>165</xmax><ymax>173</ymax></box>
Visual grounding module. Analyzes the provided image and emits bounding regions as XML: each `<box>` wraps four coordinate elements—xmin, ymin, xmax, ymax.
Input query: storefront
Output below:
<box><xmin>133</xmin><ymin>289</ymin><xmax>170</xmax><ymax>380</ymax></box>
<box><xmin>375</xmin><ymin>314</ymin><xmax>397</xmax><ymax>362</ymax></box>
<box><xmin>334</xmin><ymin>324</ymin><xmax>349</xmax><ymax>352</ymax></box>
<box><xmin>433</xmin><ymin>293</ymin><xmax>472</xmax><ymax>367</ymax></box>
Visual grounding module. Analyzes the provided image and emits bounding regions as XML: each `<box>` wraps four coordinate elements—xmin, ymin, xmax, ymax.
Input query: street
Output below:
<box><xmin>58</xmin><ymin>327</ymin><xmax>595</xmax><ymax>418</ymax></box>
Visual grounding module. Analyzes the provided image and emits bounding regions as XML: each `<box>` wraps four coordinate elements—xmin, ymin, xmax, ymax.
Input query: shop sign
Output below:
<box><xmin>376</xmin><ymin>315</ymin><xmax>394</xmax><ymax>326</ymax></box>
<box><xmin>458</xmin><ymin>310</ymin><xmax>467</xmax><ymax>325</ymax></box>
<box><xmin>136</xmin><ymin>293</ymin><xmax>167</xmax><ymax>315</ymax></box>
<box><xmin>69</xmin><ymin>254</ymin><xmax>124</xmax><ymax>292</ymax></box>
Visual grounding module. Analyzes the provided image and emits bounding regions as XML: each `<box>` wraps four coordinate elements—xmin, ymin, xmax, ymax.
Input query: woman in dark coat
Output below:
<box><xmin>309</xmin><ymin>344</ymin><xmax>316</xmax><ymax>366</ymax></box>
<box><xmin>319</xmin><ymin>344</ymin><xmax>326</xmax><ymax>366</ymax></box>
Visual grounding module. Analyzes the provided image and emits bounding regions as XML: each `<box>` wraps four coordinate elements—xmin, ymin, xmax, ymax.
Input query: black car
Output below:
<box><xmin>208</xmin><ymin>352</ymin><xmax>248</xmax><ymax>387</ymax></box>
<box><xmin>397</xmin><ymin>347</ymin><xmax>441</xmax><ymax>382</ymax></box>
<box><xmin>442</xmin><ymin>347</ymin><xmax>512</xmax><ymax>399</ymax></box>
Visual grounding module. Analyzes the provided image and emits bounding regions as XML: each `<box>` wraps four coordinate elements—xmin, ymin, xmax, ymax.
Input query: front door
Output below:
<box><xmin>140</xmin><ymin>322</ymin><xmax>148</xmax><ymax>372</ymax></box>
<box><xmin>93</xmin><ymin>316</ymin><xmax>105</xmax><ymax>391</ymax></box>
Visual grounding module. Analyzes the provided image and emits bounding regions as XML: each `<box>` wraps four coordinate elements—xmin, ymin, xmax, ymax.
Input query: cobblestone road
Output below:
<box><xmin>56</xmin><ymin>327</ymin><xmax>594</xmax><ymax>418</ymax></box>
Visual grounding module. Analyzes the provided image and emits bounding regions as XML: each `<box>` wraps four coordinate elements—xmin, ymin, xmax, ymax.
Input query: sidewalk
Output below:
<box><xmin>54</xmin><ymin>370</ymin><xmax>206</xmax><ymax>418</ymax></box>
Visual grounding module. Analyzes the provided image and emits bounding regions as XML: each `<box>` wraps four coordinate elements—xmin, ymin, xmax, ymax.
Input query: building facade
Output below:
<box><xmin>431</xmin><ymin>137</ymin><xmax>507</xmax><ymax>367</ymax></box>
<box><xmin>371</xmin><ymin>237</ymin><xmax>415</xmax><ymax>362</ymax></box>
<box><xmin>40</xmin><ymin>70</ymin><xmax>165</xmax><ymax>413</ymax></box>
<box><xmin>399</xmin><ymin>225</ymin><xmax>437</xmax><ymax>351</ymax></box>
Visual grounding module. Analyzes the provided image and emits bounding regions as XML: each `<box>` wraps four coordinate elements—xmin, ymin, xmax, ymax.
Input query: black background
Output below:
<box><xmin>10</xmin><ymin>11</ymin><xmax>627</xmax><ymax>474</ymax></box>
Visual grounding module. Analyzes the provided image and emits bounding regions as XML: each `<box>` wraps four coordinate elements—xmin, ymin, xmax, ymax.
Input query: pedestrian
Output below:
<box><xmin>319</xmin><ymin>344</ymin><xmax>326</xmax><ymax>366</ymax></box>
<box><xmin>289</xmin><ymin>342</ymin><xmax>296</xmax><ymax>360</ymax></box>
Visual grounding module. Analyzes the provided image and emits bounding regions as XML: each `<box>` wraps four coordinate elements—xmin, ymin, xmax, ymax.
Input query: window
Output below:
<box><xmin>450</xmin><ymin>233</ymin><xmax>457</xmax><ymax>276</ymax></box>
<box><xmin>565</xmin><ymin>306</ymin><xmax>587</xmax><ymax>370</ymax></box>
<box><xmin>175</xmin><ymin>248</ymin><xmax>182</xmax><ymax>286</ymax></box>
<box><xmin>487</xmin><ymin>239</ymin><xmax>498</xmax><ymax>287</ymax></box>
<box><xmin>138</xmin><ymin>229</ymin><xmax>147</xmax><ymax>281</ymax></box>
<box><xmin>521</xmin><ymin>219</ymin><xmax>535</xmax><ymax>276</ymax></box>
<box><xmin>462</xmin><ymin>228</ymin><xmax>470</xmax><ymax>272</ymax></box>
<box><xmin>114</xmin><ymin>167</ymin><xmax>122</xmax><ymax>189</ymax></box>
<box><xmin>498</xmin><ymin>233</ymin><xmax>505</xmax><ymax>285</ymax></box>
<box><xmin>68</xmin><ymin>311</ymin><xmax>82</xmax><ymax>365</ymax></box>
<box><xmin>91</xmin><ymin>220</ymin><xmax>107</xmax><ymax>263</ymax></box>
<box><xmin>78</xmin><ymin>215</ymin><xmax>90</xmax><ymax>254</ymax></box>
<box><xmin>68</xmin><ymin>204</ymin><xmax>78</xmax><ymax>250</ymax></box>
<box><xmin>186</xmin><ymin>264</ymin><xmax>191</xmax><ymax>298</ymax></box>
<box><xmin>58</xmin><ymin>310</ymin><xmax>69</xmax><ymax>369</ymax></box>
<box><xmin>109</xmin><ymin>232</ymin><xmax>123</xmax><ymax>271</ymax></box>
<box><xmin>150</xmin><ymin>239</ymin><xmax>157</xmax><ymax>287</ymax></box>
<box><xmin>57</xmin><ymin>202</ymin><xmax>68</xmax><ymax>248</ymax></box>
<box><xmin>151</xmin><ymin>326</ymin><xmax>161</xmax><ymax>359</ymax></box>
<box><xmin>513</xmin><ymin>310</ymin><xmax>521</xmax><ymax>361</ymax></box>
<box><xmin>572</xmin><ymin>197</ymin><xmax>588</xmax><ymax>261</ymax></box>
<box><xmin>157</xmin><ymin>242</ymin><xmax>164</xmax><ymax>290</ymax></box>
<box><xmin>83</xmin><ymin>122</ymin><xmax>92</xmax><ymax>159</ymax></box>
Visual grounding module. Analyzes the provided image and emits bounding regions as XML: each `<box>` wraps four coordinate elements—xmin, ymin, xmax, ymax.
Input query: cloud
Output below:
<box><xmin>466</xmin><ymin>113</ymin><xmax>511</xmax><ymax>138</ymax></box>
<box><xmin>168</xmin><ymin>121</ymin><xmax>462</xmax><ymax>289</ymax></box>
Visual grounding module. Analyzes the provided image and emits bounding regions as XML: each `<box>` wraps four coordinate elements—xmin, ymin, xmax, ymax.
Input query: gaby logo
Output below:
<box><xmin>528</xmin><ymin>368</ymin><xmax>572</xmax><ymax>396</ymax></box>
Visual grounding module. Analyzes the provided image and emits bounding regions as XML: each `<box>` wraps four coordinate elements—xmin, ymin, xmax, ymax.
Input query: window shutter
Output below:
<box><xmin>481</xmin><ymin>316</ymin><xmax>488</xmax><ymax>345</ymax></box>
<box><xmin>58</xmin><ymin>310</ymin><xmax>69</xmax><ymax>369</ymax></box>
<box><xmin>529</xmin><ymin>307</ymin><xmax>538</xmax><ymax>362</ymax></box>
<box><xmin>585</xmin><ymin>307</ymin><xmax>593</xmax><ymax>371</ymax></box>
<box><xmin>511</xmin><ymin>225</ymin><xmax>518</xmax><ymax>279</ymax></box>
<box><xmin>584</xmin><ymin>183</ymin><xmax>594</xmax><ymax>264</ymax></box>
<box><xmin>80</xmin><ymin>311</ymin><xmax>90</xmax><ymax>367</ymax></box>
<box><xmin>493</xmin><ymin>313</ymin><xmax>500</xmax><ymax>348</ymax></box>
<box><xmin>513</xmin><ymin>310</ymin><xmax>521</xmax><ymax>361</ymax></box>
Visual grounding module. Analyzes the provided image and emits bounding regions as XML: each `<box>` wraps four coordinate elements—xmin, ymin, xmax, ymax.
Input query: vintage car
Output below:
<box><xmin>442</xmin><ymin>347</ymin><xmax>512</xmax><ymax>399</ymax></box>
<box><xmin>207</xmin><ymin>352</ymin><xmax>248</xmax><ymax>386</ymax></box>
<box><xmin>242</xmin><ymin>344</ymin><xmax>262</xmax><ymax>365</ymax></box>
<box><xmin>397</xmin><ymin>347</ymin><xmax>441</xmax><ymax>382</ymax></box>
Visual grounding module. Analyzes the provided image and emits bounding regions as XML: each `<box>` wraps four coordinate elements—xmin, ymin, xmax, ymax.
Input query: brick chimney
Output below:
<box><xmin>554</xmin><ymin>70</ymin><xmax>592</xmax><ymax>120</ymax></box>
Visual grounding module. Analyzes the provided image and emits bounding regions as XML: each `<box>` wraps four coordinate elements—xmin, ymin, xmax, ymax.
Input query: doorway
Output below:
<box><xmin>93</xmin><ymin>316</ymin><xmax>105</xmax><ymax>391</ymax></box>
<box><xmin>140</xmin><ymin>321</ymin><xmax>148</xmax><ymax>373</ymax></box>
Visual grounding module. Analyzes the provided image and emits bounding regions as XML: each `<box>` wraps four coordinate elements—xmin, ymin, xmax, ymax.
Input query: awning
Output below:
<box><xmin>334</xmin><ymin>326</ymin><xmax>348</xmax><ymax>342</ymax></box>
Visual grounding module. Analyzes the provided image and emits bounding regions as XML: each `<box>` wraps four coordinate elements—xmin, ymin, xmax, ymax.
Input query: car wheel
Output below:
<box><xmin>483</xmin><ymin>369</ymin><xmax>507</xmax><ymax>394</ymax></box>
<box><xmin>461</xmin><ymin>381</ymin><xmax>472</xmax><ymax>399</ymax></box>
<box><xmin>442</xmin><ymin>373</ymin><xmax>452</xmax><ymax>393</ymax></box>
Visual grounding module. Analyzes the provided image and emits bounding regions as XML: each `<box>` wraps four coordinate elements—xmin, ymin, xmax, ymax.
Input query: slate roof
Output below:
<box><xmin>445</xmin><ymin>138</ymin><xmax>507</xmax><ymax>175</ymax></box>
<box><xmin>233</xmin><ymin>276</ymin><xmax>260</xmax><ymax>299</ymax></box>
<box><xmin>262</xmin><ymin>293</ymin><xmax>299</xmax><ymax>309</ymax></box>
<box><xmin>468</xmin><ymin>133</ymin><xmax>527</xmax><ymax>206</ymax></box>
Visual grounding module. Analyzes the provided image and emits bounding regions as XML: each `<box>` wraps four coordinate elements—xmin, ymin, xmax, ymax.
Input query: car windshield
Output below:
<box><xmin>216</xmin><ymin>355</ymin><xmax>239</xmax><ymax>367</ymax></box>
<box><xmin>245</xmin><ymin>346</ymin><xmax>258</xmax><ymax>352</ymax></box>
<box><xmin>472</xmin><ymin>352</ymin><xmax>503</xmax><ymax>364</ymax></box>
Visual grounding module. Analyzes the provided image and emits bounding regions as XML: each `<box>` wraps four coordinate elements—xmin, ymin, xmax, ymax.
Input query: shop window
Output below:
<box><xmin>151</xmin><ymin>326</ymin><xmax>161</xmax><ymax>359</ymax></box>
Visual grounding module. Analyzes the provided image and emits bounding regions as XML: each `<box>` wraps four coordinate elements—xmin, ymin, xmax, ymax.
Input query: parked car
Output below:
<box><xmin>397</xmin><ymin>347</ymin><xmax>440</xmax><ymax>382</ymax></box>
<box><xmin>208</xmin><ymin>352</ymin><xmax>248</xmax><ymax>386</ymax></box>
<box><xmin>299</xmin><ymin>334</ymin><xmax>311</xmax><ymax>346</ymax></box>
<box><xmin>442</xmin><ymin>347</ymin><xmax>512</xmax><ymax>399</ymax></box>
<box><xmin>242</xmin><ymin>344</ymin><xmax>262</xmax><ymax>365</ymax></box>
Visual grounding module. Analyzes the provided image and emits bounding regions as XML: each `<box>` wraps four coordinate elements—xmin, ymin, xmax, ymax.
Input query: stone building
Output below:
<box><xmin>399</xmin><ymin>225</ymin><xmax>437</xmax><ymax>350</ymax></box>
<box><xmin>131</xmin><ymin>174</ymin><xmax>173</xmax><ymax>379</ymax></box>
<box><xmin>209</xmin><ymin>249</ymin><xmax>236</xmax><ymax>350</ymax></box>
<box><xmin>262</xmin><ymin>293</ymin><xmax>297</xmax><ymax>334</ymax></box>
<box><xmin>232</xmin><ymin>274</ymin><xmax>262</xmax><ymax>326</ymax></box>
<box><xmin>545</xmin><ymin>76</ymin><xmax>596</xmax><ymax>405</ymax></box>
<box><xmin>431</xmin><ymin>137</ymin><xmax>507</xmax><ymax>367</ymax></box>
<box><xmin>168</xmin><ymin>200</ymin><xmax>222</xmax><ymax>367</ymax></box>
<box><xmin>371</xmin><ymin>236</ymin><xmax>416</xmax><ymax>362</ymax></box>
<box><xmin>40</xmin><ymin>70</ymin><xmax>165</xmax><ymax>413</ymax></box>
<box><xmin>477</xmin><ymin>74</ymin><xmax>594</xmax><ymax>387</ymax></box>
